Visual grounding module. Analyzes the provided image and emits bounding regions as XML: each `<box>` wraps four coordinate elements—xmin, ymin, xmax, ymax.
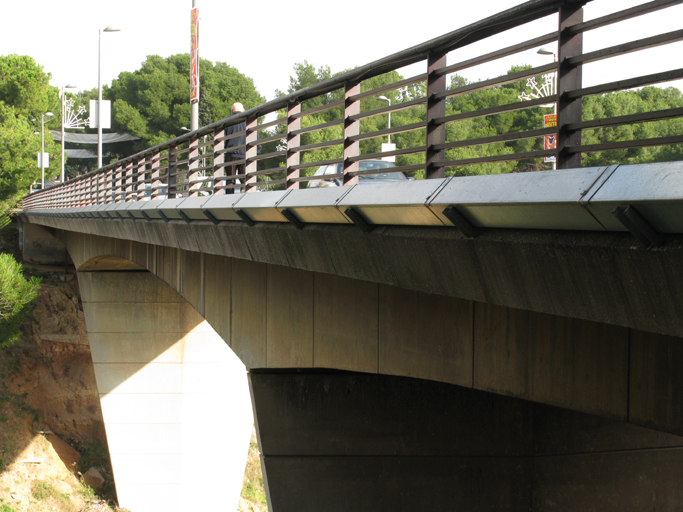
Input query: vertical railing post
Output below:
<box><xmin>168</xmin><ymin>145</ymin><xmax>178</xmax><ymax>198</ymax></box>
<box><xmin>286</xmin><ymin>102</ymin><xmax>301</xmax><ymax>190</ymax></box>
<box><xmin>426</xmin><ymin>52</ymin><xmax>447</xmax><ymax>180</ymax></box>
<box><xmin>244</xmin><ymin>116</ymin><xmax>259</xmax><ymax>192</ymax></box>
<box><xmin>343</xmin><ymin>82</ymin><xmax>360</xmax><ymax>186</ymax></box>
<box><xmin>115</xmin><ymin>164</ymin><xmax>125</xmax><ymax>203</ymax></box>
<box><xmin>125</xmin><ymin>159</ymin><xmax>135</xmax><ymax>201</ymax></box>
<box><xmin>189</xmin><ymin>136</ymin><xmax>200</xmax><ymax>197</ymax></box>
<box><xmin>213</xmin><ymin>127</ymin><xmax>225</xmax><ymax>195</ymax></box>
<box><xmin>150</xmin><ymin>151</ymin><xmax>161</xmax><ymax>200</ymax></box>
<box><xmin>557</xmin><ymin>4</ymin><xmax>583</xmax><ymax>169</ymax></box>
<box><xmin>138</xmin><ymin>154</ymin><xmax>149</xmax><ymax>200</ymax></box>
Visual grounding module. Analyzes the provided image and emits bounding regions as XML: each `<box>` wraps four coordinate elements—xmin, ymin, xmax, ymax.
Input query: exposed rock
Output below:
<box><xmin>83</xmin><ymin>467</ymin><xmax>105</xmax><ymax>488</ymax></box>
<box><xmin>45</xmin><ymin>432</ymin><xmax>82</xmax><ymax>474</ymax></box>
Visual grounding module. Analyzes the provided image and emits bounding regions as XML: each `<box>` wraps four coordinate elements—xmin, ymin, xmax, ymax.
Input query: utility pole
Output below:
<box><xmin>190</xmin><ymin>0</ymin><xmax>199</xmax><ymax>130</ymax></box>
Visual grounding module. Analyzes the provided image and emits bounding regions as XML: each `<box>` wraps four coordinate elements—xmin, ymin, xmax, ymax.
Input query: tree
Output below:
<box><xmin>106</xmin><ymin>54</ymin><xmax>265</xmax><ymax>155</ymax></box>
<box><xmin>0</xmin><ymin>55</ymin><xmax>60</xmax><ymax>210</ymax></box>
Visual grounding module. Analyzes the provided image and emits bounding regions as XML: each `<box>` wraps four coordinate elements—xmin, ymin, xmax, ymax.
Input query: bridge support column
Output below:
<box><xmin>78</xmin><ymin>271</ymin><xmax>253</xmax><ymax>512</ymax></box>
<box><xmin>250</xmin><ymin>370</ymin><xmax>683</xmax><ymax>512</ymax></box>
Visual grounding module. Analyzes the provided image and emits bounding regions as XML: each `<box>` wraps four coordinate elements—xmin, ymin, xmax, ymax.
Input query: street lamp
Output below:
<box><xmin>537</xmin><ymin>47</ymin><xmax>557</xmax><ymax>170</ymax></box>
<box><xmin>41</xmin><ymin>112</ymin><xmax>55</xmax><ymax>189</ymax></box>
<box><xmin>98</xmin><ymin>26</ymin><xmax>121</xmax><ymax>170</ymax></box>
<box><xmin>61</xmin><ymin>83</ymin><xmax>78</xmax><ymax>182</ymax></box>
<box><xmin>378</xmin><ymin>95</ymin><xmax>392</xmax><ymax>144</ymax></box>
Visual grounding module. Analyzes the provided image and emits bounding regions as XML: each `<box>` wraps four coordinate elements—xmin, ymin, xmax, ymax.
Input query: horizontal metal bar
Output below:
<box><xmin>291</xmin><ymin>118</ymin><xmax>344</xmax><ymax>136</ymax></box>
<box><xmin>567</xmin><ymin>29</ymin><xmax>683</xmax><ymax>67</ymax></box>
<box><xmin>257</xmin><ymin>117</ymin><xmax>287</xmax><ymax>131</ymax></box>
<box><xmin>347</xmin><ymin>121</ymin><xmax>427</xmax><ymax>143</ymax></box>
<box><xmin>256</xmin><ymin>132</ymin><xmax>286</xmax><ymax>145</ymax></box>
<box><xmin>249</xmin><ymin>150</ymin><xmax>286</xmax><ymax>162</ymax></box>
<box><xmin>348</xmin><ymin>97</ymin><xmax>426</xmax><ymax>122</ymax></box>
<box><xmin>434</xmin><ymin>95</ymin><xmax>556</xmax><ymax>125</ymax></box>
<box><xmin>246</xmin><ymin>166</ymin><xmax>286</xmax><ymax>177</ymax></box>
<box><xmin>347</xmin><ymin>146</ymin><xmax>425</xmax><ymax>162</ymax></box>
<box><xmin>292</xmin><ymin>99</ymin><xmax>344</xmax><ymax>120</ymax></box>
<box><xmin>436</xmin><ymin>31</ymin><xmax>558</xmax><ymax>77</ymax></box>
<box><xmin>568</xmin><ymin>0</ymin><xmax>683</xmax><ymax>35</ymax></box>
<box><xmin>291</xmin><ymin>138</ymin><xmax>344</xmax><ymax>153</ymax></box>
<box><xmin>348</xmin><ymin>73</ymin><xmax>428</xmax><ymax>101</ymax></box>
<box><xmin>566</xmin><ymin>68</ymin><xmax>683</xmax><ymax>99</ymax></box>
<box><xmin>435</xmin><ymin>127</ymin><xmax>556</xmax><ymax>150</ymax></box>
<box><xmin>350</xmin><ymin>163</ymin><xmax>425</xmax><ymax>177</ymax></box>
<box><xmin>568</xmin><ymin>106</ymin><xmax>683</xmax><ymax>132</ymax></box>
<box><xmin>436</xmin><ymin>148</ymin><xmax>553</xmax><ymax>167</ymax></box>
<box><xmin>434</xmin><ymin>62</ymin><xmax>557</xmax><ymax>100</ymax></box>
<box><xmin>289</xmin><ymin>158</ymin><xmax>344</xmax><ymax>171</ymax></box>
<box><xmin>565</xmin><ymin>134</ymin><xmax>683</xmax><ymax>153</ymax></box>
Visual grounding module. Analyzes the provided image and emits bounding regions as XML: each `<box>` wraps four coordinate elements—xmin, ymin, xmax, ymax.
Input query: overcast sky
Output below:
<box><xmin>2</xmin><ymin>0</ymin><xmax>682</xmax><ymax>103</ymax></box>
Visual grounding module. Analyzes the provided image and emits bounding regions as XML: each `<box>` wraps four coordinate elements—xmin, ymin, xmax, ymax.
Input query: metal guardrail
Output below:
<box><xmin>23</xmin><ymin>0</ymin><xmax>683</xmax><ymax>210</ymax></box>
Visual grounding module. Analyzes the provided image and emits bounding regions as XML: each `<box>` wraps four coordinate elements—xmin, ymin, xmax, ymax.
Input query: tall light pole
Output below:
<box><xmin>98</xmin><ymin>26</ymin><xmax>121</xmax><ymax>169</ymax></box>
<box><xmin>378</xmin><ymin>95</ymin><xmax>392</xmax><ymax>144</ymax></box>
<box><xmin>61</xmin><ymin>84</ymin><xmax>78</xmax><ymax>182</ymax></box>
<box><xmin>41</xmin><ymin>112</ymin><xmax>55</xmax><ymax>189</ymax></box>
<box><xmin>190</xmin><ymin>0</ymin><xmax>199</xmax><ymax>130</ymax></box>
<box><xmin>538</xmin><ymin>47</ymin><xmax>557</xmax><ymax>170</ymax></box>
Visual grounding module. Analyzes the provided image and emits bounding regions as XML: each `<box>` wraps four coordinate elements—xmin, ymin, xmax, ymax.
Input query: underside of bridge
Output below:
<box><xmin>18</xmin><ymin>220</ymin><xmax>683</xmax><ymax>512</ymax></box>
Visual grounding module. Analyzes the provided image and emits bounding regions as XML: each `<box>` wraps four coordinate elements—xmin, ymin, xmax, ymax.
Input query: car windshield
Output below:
<box><xmin>358</xmin><ymin>161</ymin><xmax>406</xmax><ymax>180</ymax></box>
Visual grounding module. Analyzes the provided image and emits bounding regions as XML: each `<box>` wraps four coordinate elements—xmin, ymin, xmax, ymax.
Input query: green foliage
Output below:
<box><xmin>0</xmin><ymin>253</ymin><xmax>41</xmax><ymax>348</ymax></box>
<box><xmin>78</xmin><ymin>440</ymin><xmax>111</xmax><ymax>474</ymax></box>
<box><xmin>104</xmin><ymin>54</ymin><xmax>265</xmax><ymax>159</ymax></box>
<box><xmin>0</xmin><ymin>55</ymin><xmax>61</xmax><ymax>208</ymax></box>
<box><xmin>0</xmin><ymin>504</ymin><xmax>16</xmax><ymax>512</ymax></box>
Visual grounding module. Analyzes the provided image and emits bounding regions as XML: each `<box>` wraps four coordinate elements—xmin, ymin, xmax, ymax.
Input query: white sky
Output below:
<box><xmin>2</xmin><ymin>0</ymin><xmax>682</xmax><ymax>103</ymax></box>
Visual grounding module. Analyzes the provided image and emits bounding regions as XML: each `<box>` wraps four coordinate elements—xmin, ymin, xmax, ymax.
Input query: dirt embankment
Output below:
<box><xmin>0</xmin><ymin>223</ymin><xmax>266</xmax><ymax>512</ymax></box>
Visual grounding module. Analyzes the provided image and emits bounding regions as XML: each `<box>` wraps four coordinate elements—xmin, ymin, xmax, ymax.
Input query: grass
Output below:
<box><xmin>31</xmin><ymin>481</ymin><xmax>70</xmax><ymax>504</ymax></box>
<box><xmin>241</xmin><ymin>441</ymin><xmax>267</xmax><ymax>505</ymax></box>
<box><xmin>0</xmin><ymin>504</ymin><xmax>16</xmax><ymax>512</ymax></box>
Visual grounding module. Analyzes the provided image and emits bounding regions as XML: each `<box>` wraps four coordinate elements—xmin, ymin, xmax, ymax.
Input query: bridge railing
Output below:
<box><xmin>23</xmin><ymin>0</ymin><xmax>683</xmax><ymax>210</ymax></box>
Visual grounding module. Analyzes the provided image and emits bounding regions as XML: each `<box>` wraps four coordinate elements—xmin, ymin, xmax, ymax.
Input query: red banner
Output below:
<box><xmin>544</xmin><ymin>114</ymin><xmax>557</xmax><ymax>163</ymax></box>
<box><xmin>190</xmin><ymin>7</ymin><xmax>199</xmax><ymax>104</ymax></box>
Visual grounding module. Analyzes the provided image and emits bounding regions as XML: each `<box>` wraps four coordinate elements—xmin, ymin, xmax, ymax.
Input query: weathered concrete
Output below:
<box><xmin>20</xmin><ymin>222</ymin><xmax>68</xmax><ymax>265</ymax></box>
<box><xmin>250</xmin><ymin>370</ymin><xmax>683</xmax><ymax>512</ymax></box>
<box><xmin>78</xmin><ymin>271</ymin><xmax>253</xmax><ymax>512</ymax></box>
<box><xmin>31</xmin><ymin>229</ymin><xmax>682</xmax><ymax>438</ymax></box>
<box><xmin>23</xmin><ymin>214</ymin><xmax>683</xmax><ymax>339</ymax></box>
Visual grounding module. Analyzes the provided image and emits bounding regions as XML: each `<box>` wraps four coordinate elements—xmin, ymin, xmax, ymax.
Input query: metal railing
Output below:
<box><xmin>23</xmin><ymin>0</ymin><xmax>683</xmax><ymax>210</ymax></box>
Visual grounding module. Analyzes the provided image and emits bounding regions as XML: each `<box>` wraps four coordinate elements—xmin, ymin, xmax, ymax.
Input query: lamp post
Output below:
<box><xmin>98</xmin><ymin>26</ymin><xmax>121</xmax><ymax>170</ymax></box>
<box><xmin>41</xmin><ymin>112</ymin><xmax>55</xmax><ymax>189</ymax></box>
<box><xmin>378</xmin><ymin>95</ymin><xmax>392</xmax><ymax>144</ymax></box>
<box><xmin>538</xmin><ymin>47</ymin><xmax>557</xmax><ymax>170</ymax></box>
<box><xmin>61</xmin><ymin>84</ymin><xmax>78</xmax><ymax>182</ymax></box>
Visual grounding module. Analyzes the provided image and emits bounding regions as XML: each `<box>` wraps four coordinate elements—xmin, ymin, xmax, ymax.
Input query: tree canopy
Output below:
<box><xmin>0</xmin><ymin>55</ymin><xmax>60</xmax><ymax>210</ymax></box>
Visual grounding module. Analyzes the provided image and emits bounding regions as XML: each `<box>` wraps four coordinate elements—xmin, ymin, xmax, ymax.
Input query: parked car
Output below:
<box><xmin>308</xmin><ymin>160</ymin><xmax>410</xmax><ymax>188</ymax></box>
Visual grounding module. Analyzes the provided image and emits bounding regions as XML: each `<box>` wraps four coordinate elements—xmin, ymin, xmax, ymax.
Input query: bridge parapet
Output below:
<box><xmin>22</xmin><ymin>0</ymin><xmax>683</xmax><ymax>209</ymax></box>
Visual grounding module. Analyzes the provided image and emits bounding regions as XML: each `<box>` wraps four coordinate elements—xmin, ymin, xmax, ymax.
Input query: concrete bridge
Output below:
<box><xmin>18</xmin><ymin>0</ymin><xmax>683</xmax><ymax>510</ymax></box>
<box><xmin>20</xmin><ymin>161</ymin><xmax>683</xmax><ymax>511</ymax></box>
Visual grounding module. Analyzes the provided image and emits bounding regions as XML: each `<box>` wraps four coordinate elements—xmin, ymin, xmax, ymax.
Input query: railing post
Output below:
<box><xmin>150</xmin><ymin>151</ymin><xmax>161</xmax><ymax>200</ymax></box>
<box><xmin>125</xmin><ymin>159</ymin><xmax>135</xmax><ymax>201</ymax></box>
<box><xmin>426</xmin><ymin>52</ymin><xmax>447</xmax><ymax>180</ymax></box>
<box><xmin>189</xmin><ymin>136</ymin><xmax>200</xmax><ymax>197</ymax></box>
<box><xmin>286</xmin><ymin>102</ymin><xmax>301</xmax><ymax>190</ymax></box>
<box><xmin>137</xmin><ymin>155</ymin><xmax>148</xmax><ymax>200</ymax></box>
<box><xmin>557</xmin><ymin>4</ymin><xmax>584</xmax><ymax>169</ymax></box>
<box><xmin>168</xmin><ymin>145</ymin><xmax>178</xmax><ymax>198</ymax></box>
<box><xmin>343</xmin><ymin>82</ymin><xmax>360</xmax><ymax>186</ymax></box>
<box><xmin>244</xmin><ymin>116</ymin><xmax>259</xmax><ymax>192</ymax></box>
<box><xmin>213</xmin><ymin>127</ymin><xmax>225</xmax><ymax>195</ymax></box>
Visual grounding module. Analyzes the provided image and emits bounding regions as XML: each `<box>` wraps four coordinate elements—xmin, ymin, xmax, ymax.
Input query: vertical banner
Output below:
<box><xmin>544</xmin><ymin>114</ymin><xmax>557</xmax><ymax>163</ymax></box>
<box><xmin>190</xmin><ymin>7</ymin><xmax>199</xmax><ymax>104</ymax></box>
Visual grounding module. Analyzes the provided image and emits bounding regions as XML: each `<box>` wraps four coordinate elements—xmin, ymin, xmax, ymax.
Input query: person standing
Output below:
<box><xmin>224</xmin><ymin>102</ymin><xmax>247</xmax><ymax>194</ymax></box>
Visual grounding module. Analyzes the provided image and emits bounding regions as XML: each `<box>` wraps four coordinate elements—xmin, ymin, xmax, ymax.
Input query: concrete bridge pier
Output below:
<box><xmin>77</xmin><ymin>270</ymin><xmax>253</xmax><ymax>512</ymax></box>
<box><xmin>250</xmin><ymin>369</ymin><xmax>683</xmax><ymax>512</ymax></box>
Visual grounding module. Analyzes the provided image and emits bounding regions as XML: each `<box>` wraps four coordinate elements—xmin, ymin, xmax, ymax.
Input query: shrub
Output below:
<box><xmin>0</xmin><ymin>253</ymin><xmax>41</xmax><ymax>348</ymax></box>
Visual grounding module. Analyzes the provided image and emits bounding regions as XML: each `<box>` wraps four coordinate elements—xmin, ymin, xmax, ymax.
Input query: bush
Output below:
<box><xmin>0</xmin><ymin>253</ymin><xmax>40</xmax><ymax>348</ymax></box>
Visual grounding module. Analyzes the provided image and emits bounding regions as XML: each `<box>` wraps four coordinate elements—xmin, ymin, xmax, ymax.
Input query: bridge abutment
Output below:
<box><xmin>77</xmin><ymin>270</ymin><xmax>253</xmax><ymax>512</ymax></box>
<box><xmin>250</xmin><ymin>370</ymin><xmax>683</xmax><ymax>512</ymax></box>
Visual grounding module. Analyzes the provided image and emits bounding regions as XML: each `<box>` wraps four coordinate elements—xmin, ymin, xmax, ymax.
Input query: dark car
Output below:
<box><xmin>308</xmin><ymin>160</ymin><xmax>409</xmax><ymax>188</ymax></box>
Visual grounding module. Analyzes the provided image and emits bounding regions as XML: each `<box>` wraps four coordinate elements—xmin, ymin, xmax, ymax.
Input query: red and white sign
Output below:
<box><xmin>190</xmin><ymin>7</ymin><xmax>199</xmax><ymax>104</ymax></box>
<box><xmin>544</xmin><ymin>114</ymin><xmax>557</xmax><ymax>163</ymax></box>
